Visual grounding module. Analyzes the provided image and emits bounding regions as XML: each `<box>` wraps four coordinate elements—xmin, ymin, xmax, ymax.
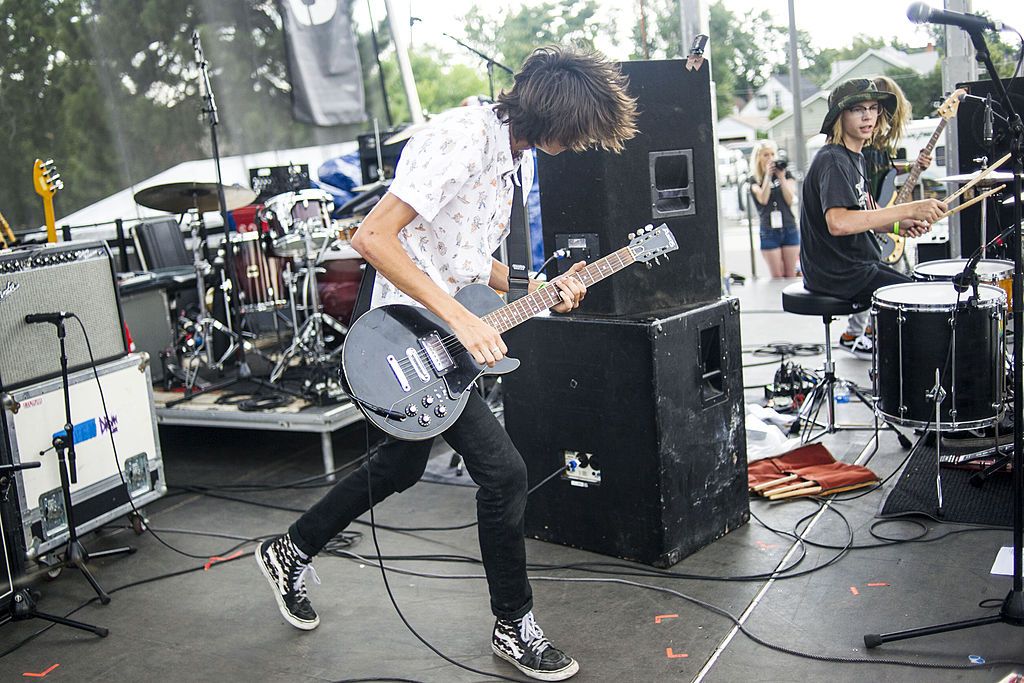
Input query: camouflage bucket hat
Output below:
<box><xmin>819</xmin><ymin>77</ymin><xmax>897</xmax><ymax>135</ymax></box>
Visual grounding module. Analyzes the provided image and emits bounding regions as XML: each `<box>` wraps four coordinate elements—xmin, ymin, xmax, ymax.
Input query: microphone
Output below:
<box><xmin>25</xmin><ymin>312</ymin><xmax>71</xmax><ymax>325</ymax></box>
<box><xmin>907</xmin><ymin>3</ymin><xmax>1009</xmax><ymax>32</ymax></box>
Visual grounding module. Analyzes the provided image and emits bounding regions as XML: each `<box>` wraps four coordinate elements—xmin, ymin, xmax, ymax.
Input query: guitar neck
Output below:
<box><xmin>893</xmin><ymin>118</ymin><xmax>948</xmax><ymax>206</ymax></box>
<box><xmin>43</xmin><ymin>197</ymin><xmax>57</xmax><ymax>243</ymax></box>
<box><xmin>482</xmin><ymin>246</ymin><xmax>635</xmax><ymax>334</ymax></box>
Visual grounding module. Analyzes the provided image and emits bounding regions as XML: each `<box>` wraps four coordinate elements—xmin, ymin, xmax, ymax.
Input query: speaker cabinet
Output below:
<box><xmin>0</xmin><ymin>243</ymin><xmax>127</xmax><ymax>391</ymax></box>
<box><xmin>953</xmin><ymin>79</ymin><xmax>1024</xmax><ymax>257</ymax></box>
<box><xmin>357</xmin><ymin>130</ymin><xmax>410</xmax><ymax>185</ymax></box>
<box><xmin>503</xmin><ymin>298</ymin><xmax>748</xmax><ymax>567</ymax></box>
<box><xmin>538</xmin><ymin>59</ymin><xmax>720</xmax><ymax>318</ymax></box>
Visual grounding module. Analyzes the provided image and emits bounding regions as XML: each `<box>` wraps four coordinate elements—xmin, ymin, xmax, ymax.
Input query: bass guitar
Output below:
<box><xmin>876</xmin><ymin>89</ymin><xmax>965</xmax><ymax>263</ymax></box>
<box><xmin>341</xmin><ymin>225</ymin><xmax>678</xmax><ymax>440</ymax></box>
<box><xmin>32</xmin><ymin>158</ymin><xmax>64</xmax><ymax>243</ymax></box>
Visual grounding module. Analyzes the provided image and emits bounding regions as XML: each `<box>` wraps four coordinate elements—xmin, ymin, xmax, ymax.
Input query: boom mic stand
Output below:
<box><xmin>441</xmin><ymin>33</ymin><xmax>513</xmax><ymax>102</ymax></box>
<box><xmin>865</xmin><ymin>23</ymin><xmax>1024</xmax><ymax>648</ymax></box>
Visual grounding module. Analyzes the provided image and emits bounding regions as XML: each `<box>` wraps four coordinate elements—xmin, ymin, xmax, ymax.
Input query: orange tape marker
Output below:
<box><xmin>850</xmin><ymin>586</ymin><xmax>860</xmax><ymax>596</ymax></box>
<box><xmin>866</xmin><ymin>582</ymin><xmax>890</xmax><ymax>587</ymax></box>
<box><xmin>665</xmin><ymin>648</ymin><xmax>689</xmax><ymax>659</ymax></box>
<box><xmin>23</xmin><ymin>663</ymin><xmax>60</xmax><ymax>678</ymax></box>
<box><xmin>654</xmin><ymin>614</ymin><xmax>679</xmax><ymax>624</ymax></box>
<box><xmin>204</xmin><ymin>550</ymin><xmax>244</xmax><ymax>571</ymax></box>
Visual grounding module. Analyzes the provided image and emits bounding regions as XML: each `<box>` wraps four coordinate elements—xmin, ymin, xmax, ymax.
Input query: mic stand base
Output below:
<box><xmin>8</xmin><ymin>588</ymin><xmax>108</xmax><ymax>638</ymax></box>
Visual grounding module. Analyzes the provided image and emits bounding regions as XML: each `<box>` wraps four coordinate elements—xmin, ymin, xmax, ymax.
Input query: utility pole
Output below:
<box><xmin>786</xmin><ymin>0</ymin><xmax>806</xmax><ymax>176</ymax></box>
<box><xmin>383</xmin><ymin>0</ymin><xmax>424</xmax><ymax>123</ymax></box>
<box><xmin>942</xmin><ymin>0</ymin><xmax>977</xmax><ymax>258</ymax></box>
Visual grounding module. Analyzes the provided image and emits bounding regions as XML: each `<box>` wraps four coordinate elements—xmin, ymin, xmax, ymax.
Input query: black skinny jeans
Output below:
<box><xmin>289</xmin><ymin>390</ymin><xmax>533</xmax><ymax>621</ymax></box>
<box><xmin>849</xmin><ymin>264</ymin><xmax>911</xmax><ymax>306</ymax></box>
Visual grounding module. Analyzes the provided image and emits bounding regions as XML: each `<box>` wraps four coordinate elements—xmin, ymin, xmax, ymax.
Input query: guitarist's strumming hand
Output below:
<box><xmin>450</xmin><ymin>312</ymin><xmax>508</xmax><ymax>368</ymax></box>
<box><xmin>548</xmin><ymin>261</ymin><xmax>588</xmax><ymax>314</ymax></box>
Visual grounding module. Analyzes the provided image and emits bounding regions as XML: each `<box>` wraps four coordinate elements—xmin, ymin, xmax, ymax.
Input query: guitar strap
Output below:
<box><xmin>506</xmin><ymin>167</ymin><xmax>532</xmax><ymax>302</ymax></box>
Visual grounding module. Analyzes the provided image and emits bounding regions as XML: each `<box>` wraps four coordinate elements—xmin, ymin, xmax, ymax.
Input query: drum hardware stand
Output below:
<box><xmin>22</xmin><ymin>315</ymin><xmax>134</xmax><ymax>619</ymax></box>
<box><xmin>797</xmin><ymin>312</ymin><xmax>911</xmax><ymax>458</ymax></box>
<box><xmin>864</xmin><ymin>22</ymin><xmax>1024</xmax><ymax>648</ymax></box>
<box><xmin>270</xmin><ymin>227</ymin><xmax>347</xmax><ymax>390</ymax></box>
<box><xmin>924</xmin><ymin>370</ymin><xmax>947</xmax><ymax>517</ymax></box>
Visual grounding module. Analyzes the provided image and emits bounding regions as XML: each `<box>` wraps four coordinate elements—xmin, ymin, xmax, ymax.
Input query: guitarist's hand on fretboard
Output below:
<box><xmin>548</xmin><ymin>261</ymin><xmax>588</xmax><ymax>314</ymax></box>
<box><xmin>915</xmin><ymin>150</ymin><xmax>933</xmax><ymax>172</ymax></box>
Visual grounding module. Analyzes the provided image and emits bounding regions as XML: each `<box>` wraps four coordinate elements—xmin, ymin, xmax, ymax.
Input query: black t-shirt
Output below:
<box><xmin>747</xmin><ymin>170</ymin><xmax>796</xmax><ymax>228</ymax></box>
<box><xmin>799</xmin><ymin>145</ymin><xmax>880</xmax><ymax>299</ymax></box>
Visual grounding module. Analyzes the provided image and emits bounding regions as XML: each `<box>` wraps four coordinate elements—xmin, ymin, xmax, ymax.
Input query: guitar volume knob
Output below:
<box><xmin>434</xmin><ymin>405</ymin><xmax>447</xmax><ymax>418</ymax></box>
<box><xmin>418</xmin><ymin>414</ymin><xmax>431</xmax><ymax>427</ymax></box>
<box><xmin>422</xmin><ymin>395</ymin><xmax>435</xmax><ymax>407</ymax></box>
<box><xmin>404</xmin><ymin>404</ymin><xmax>418</xmax><ymax>417</ymax></box>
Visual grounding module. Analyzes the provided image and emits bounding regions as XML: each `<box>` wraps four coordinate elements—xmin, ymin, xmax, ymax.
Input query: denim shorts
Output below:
<box><xmin>760</xmin><ymin>224</ymin><xmax>800</xmax><ymax>250</ymax></box>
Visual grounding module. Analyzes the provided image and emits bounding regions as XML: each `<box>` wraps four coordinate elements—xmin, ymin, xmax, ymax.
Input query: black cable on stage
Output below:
<box><xmin>69</xmin><ymin>314</ymin><xmax>248</xmax><ymax>561</ymax></box>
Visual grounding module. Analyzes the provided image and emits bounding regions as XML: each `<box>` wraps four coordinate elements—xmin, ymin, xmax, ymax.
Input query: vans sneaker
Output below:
<box><xmin>839</xmin><ymin>332</ymin><xmax>873</xmax><ymax>359</ymax></box>
<box><xmin>492</xmin><ymin>611</ymin><xmax>579</xmax><ymax>681</ymax></box>
<box><xmin>256</xmin><ymin>533</ymin><xmax>320</xmax><ymax>630</ymax></box>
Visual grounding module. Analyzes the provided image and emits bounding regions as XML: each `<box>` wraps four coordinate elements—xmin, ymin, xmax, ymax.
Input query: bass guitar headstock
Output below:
<box><xmin>33</xmin><ymin>159</ymin><xmax>64</xmax><ymax>199</ymax></box>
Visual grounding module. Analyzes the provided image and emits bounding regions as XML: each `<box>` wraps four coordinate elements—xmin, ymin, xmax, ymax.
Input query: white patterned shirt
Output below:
<box><xmin>370</xmin><ymin>105</ymin><xmax>534</xmax><ymax>309</ymax></box>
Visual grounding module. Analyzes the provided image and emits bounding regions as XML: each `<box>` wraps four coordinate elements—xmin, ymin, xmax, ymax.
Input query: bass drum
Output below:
<box><xmin>317</xmin><ymin>243</ymin><xmax>365</xmax><ymax>331</ymax></box>
<box><xmin>873</xmin><ymin>282</ymin><xmax>1005</xmax><ymax>430</ymax></box>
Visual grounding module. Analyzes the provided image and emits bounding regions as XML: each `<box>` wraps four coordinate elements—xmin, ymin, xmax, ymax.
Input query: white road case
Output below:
<box><xmin>2</xmin><ymin>353</ymin><xmax>165</xmax><ymax>560</ymax></box>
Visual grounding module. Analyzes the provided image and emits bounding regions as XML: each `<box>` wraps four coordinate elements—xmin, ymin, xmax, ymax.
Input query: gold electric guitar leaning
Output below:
<box><xmin>32</xmin><ymin>158</ymin><xmax>64</xmax><ymax>243</ymax></box>
<box><xmin>876</xmin><ymin>89</ymin><xmax>966</xmax><ymax>264</ymax></box>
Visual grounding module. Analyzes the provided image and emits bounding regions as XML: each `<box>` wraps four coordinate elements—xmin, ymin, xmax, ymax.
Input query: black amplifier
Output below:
<box><xmin>503</xmin><ymin>297</ymin><xmax>749</xmax><ymax>567</ymax></box>
<box><xmin>0</xmin><ymin>242</ymin><xmax>127</xmax><ymax>390</ymax></box>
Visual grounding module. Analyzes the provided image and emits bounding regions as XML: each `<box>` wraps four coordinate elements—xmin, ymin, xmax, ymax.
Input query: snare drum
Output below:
<box><xmin>913</xmin><ymin>258</ymin><xmax>1013</xmax><ymax>311</ymax></box>
<box><xmin>873</xmin><ymin>282</ymin><xmax>1005</xmax><ymax>430</ymax></box>
<box><xmin>229</xmin><ymin>231</ymin><xmax>286</xmax><ymax>313</ymax></box>
<box><xmin>263</xmin><ymin>189</ymin><xmax>335</xmax><ymax>258</ymax></box>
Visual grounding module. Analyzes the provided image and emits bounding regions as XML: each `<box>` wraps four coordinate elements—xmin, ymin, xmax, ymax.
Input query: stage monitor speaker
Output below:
<box><xmin>0</xmin><ymin>243</ymin><xmax>127</xmax><ymax>391</ymax></box>
<box><xmin>538</xmin><ymin>59</ymin><xmax>720</xmax><ymax>318</ymax></box>
<box><xmin>502</xmin><ymin>298</ymin><xmax>749</xmax><ymax>568</ymax></box>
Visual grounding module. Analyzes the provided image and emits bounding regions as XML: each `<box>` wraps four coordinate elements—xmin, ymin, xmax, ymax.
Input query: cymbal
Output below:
<box><xmin>134</xmin><ymin>181</ymin><xmax>257</xmax><ymax>214</ymax></box>
<box><xmin>349</xmin><ymin>178</ymin><xmax>392</xmax><ymax>194</ymax></box>
<box><xmin>1001</xmin><ymin>193</ymin><xmax>1024</xmax><ymax>206</ymax></box>
<box><xmin>936</xmin><ymin>170</ymin><xmax>1015</xmax><ymax>185</ymax></box>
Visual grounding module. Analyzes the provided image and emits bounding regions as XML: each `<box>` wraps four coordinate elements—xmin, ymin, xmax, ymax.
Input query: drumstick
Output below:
<box><xmin>762</xmin><ymin>480</ymin><xmax>816</xmax><ymax>497</ymax></box>
<box><xmin>942</xmin><ymin>152</ymin><xmax>1011</xmax><ymax>204</ymax></box>
<box><xmin>769</xmin><ymin>485</ymin><xmax>823</xmax><ymax>500</ymax></box>
<box><xmin>941</xmin><ymin>184</ymin><xmax>1006</xmax><ymax>219</ymax></box>
<box><xmin>752</xmin><ymin>474</ymin><xmax>798</xmax><ymax>492</ymax></box>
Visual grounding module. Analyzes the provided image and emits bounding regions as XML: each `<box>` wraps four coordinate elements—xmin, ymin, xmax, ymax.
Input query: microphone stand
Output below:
<box><xmin>441</xmin><ymin>33</ymin><xmax>514</xmax><ymax>102</ymax></box>
<box><xmin>865</xmin><ymin>25</ymin><xmax>1024</xmax><ymax>647</ymax></box>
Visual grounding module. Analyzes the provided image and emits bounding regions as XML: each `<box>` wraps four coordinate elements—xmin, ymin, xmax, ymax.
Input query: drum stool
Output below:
<box><xmin>782</xmin><ymin>283</ymin><xmax>904</xmax><ymax>451</ymax></box>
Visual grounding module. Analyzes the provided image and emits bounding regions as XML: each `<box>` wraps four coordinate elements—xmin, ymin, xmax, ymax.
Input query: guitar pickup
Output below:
<box><xmin>419</xmin><ymin>332</ymin><xmax>455</xmax><ymax>374</ymax></box>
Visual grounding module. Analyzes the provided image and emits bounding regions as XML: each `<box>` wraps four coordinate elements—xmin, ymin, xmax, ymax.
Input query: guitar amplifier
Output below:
<box><xmin>0</xmin><ymin>353</ymin><xmax>165</xmax><ymax>561</ymax></box>
<box><xmin>0</xmin><ymin>242</ymin><xmax>127</xmax><ymax>390</ymax></box>
<box><xmin>503</xmin><ymin>297</ymin><xmax>749</xmax><ymax>567</ymax></box>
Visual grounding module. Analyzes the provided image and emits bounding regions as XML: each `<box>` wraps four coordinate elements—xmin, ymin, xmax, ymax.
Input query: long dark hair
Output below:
<box><xmin>494</xmin><ymin>46</ymin><xmax>638</xmax><ymax>153</ymax></box>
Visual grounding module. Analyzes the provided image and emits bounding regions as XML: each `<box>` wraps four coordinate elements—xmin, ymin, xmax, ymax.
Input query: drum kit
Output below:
<box><xmin>133</xmin><ymin>181</ymin><xmax>364</xmax><ymax>403</ymax></box>
<box><xmin>870</xmin><ymin>259</ymin><xmax>1012</xmax><ymax>511</ymax></box>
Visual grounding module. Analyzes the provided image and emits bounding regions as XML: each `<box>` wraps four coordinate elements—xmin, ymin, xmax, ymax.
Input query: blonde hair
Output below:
<box><xmin>827</xmin><ymin>117</ymin><xmax>845</xmax><ymax>145</ymax></box>
<box><xmin>870</xmin><ymin>75</ymin><xmax>912</xmax><ymax>154</ymax></box>
<box><xmin>749</xmin><ymin>139</ymin><xmax>779</xmax><ymax>184</ymax></box>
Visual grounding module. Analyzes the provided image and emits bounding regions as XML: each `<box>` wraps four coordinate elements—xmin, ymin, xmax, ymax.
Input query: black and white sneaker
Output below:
<box><xmin>492</xmin><ymin>611</ymin><xmax>579</xmax><ymax>681</ymax></box>
<box><xmin>255</xmin><ymin>534</ymin><xmax>320</xmax><ymax>630</ymax></box>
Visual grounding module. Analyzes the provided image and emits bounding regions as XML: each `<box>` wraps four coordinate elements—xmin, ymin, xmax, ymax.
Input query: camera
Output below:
<box><xmin>773</xmin><ymin>153</ymin><xmax>789</xmax><ymax>172</ymax></box>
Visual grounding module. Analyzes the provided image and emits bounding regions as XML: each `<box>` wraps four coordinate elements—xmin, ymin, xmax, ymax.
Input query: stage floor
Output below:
<box><xmin>3</xmin><ymin>278</ymin><xmax>1023</xmax><ymax>682</ymax></box>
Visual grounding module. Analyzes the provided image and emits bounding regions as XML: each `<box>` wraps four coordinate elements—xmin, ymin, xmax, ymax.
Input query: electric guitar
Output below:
<box><xmin>341</xmin><ymin>225</ymin><xmax>679</xmax><ymax>440</ymax></box>
<box><xmin>876</xmin><ymin>89</ymin><xmax>965</xmax><ymax>264</ymax></box>
<box><xmin>32</xmin><ymin>159</ymin><xmax>64</xmax><ymax>243</ymax></box>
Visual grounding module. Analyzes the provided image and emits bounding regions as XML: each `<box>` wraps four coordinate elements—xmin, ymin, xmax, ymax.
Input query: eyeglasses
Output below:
<box><xmin>848</xmin><ymin>104</ymin><xmax>881</xmax><ymax>117</ymax></box>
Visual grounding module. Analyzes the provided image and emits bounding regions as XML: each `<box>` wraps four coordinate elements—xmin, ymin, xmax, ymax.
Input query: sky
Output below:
<box><xmin>354</xmin><ymin>0</ymin><xmax>1024</xmax><ymax>62</ymax></box>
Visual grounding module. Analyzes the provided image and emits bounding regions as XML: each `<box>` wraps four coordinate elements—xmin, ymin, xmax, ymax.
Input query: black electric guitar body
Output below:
<box><xmin>341</xmin><ymin>225</ymin><xmax>678</xmax><ymax>440</ymax></box>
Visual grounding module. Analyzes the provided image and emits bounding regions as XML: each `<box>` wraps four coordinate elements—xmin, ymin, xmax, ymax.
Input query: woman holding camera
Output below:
<box><xmin>748</xmin><ymin>139</ymin><xmax>799</xmax><ymax>278</ymax></box>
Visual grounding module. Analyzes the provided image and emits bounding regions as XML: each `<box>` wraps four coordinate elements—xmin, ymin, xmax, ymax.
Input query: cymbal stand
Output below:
<box><xmin>270</xmin><ymin>226</ymin><xmax>347</xmax><ymax>386</ymax></box>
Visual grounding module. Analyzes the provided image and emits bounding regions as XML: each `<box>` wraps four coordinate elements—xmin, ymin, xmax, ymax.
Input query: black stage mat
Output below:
<box><xmin>879</xmin><ymin>443</ymin><xmax>1015</xmax><ymax>527</ymax></box>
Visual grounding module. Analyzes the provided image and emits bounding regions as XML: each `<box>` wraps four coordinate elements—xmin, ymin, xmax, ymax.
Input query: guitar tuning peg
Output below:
<box><xmin>628</xmin><ymin>232</ymin><xmax>636</xmax><ymax>240</ymax></box>
<box><xmin>644</xmin><ymin>223</ymin><xmax>654</xmax><ymax>232</ymax></box>
<box><xmin>646</xmin><ymin>262</ymin><xmax>653</xmax><ymax>269</ymax></box>
<box><xmin>654</xmin><ymin>257</ymin><xmax>661</xmax><ymax>266</ymax></box>
<box><xmin>663</xmin><ymin>254</ymin><xmax>669</xmax><ymax>262</ymax></box>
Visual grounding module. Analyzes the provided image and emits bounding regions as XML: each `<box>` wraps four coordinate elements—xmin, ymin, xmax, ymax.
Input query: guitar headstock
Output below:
<box><xmin>33</xmin><ymin>159</ymin><xmax>63</xmax><ymax>199</ymax></box>
<box><xmin>628</xmin><ymin>223</ymin><xmax>678</xmax><ymax>264</ymax></box>
<box><xmin>936</xmin><ymin>89</ymin><xmax>967</xmax><ymax>120</ymax></box>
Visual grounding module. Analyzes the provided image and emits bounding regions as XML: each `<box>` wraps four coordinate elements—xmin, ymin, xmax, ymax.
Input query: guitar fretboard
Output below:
<box><xmin>481</xmin><ymin>246</ymin><xmax>635</xmax><ymax>333</ymax></box>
